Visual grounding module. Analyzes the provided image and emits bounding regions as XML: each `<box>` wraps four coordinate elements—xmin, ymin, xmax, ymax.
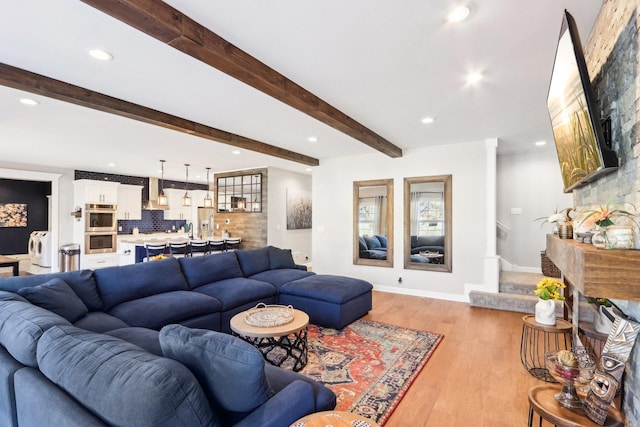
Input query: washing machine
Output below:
<box><xmin>31</xmin><ymin>231</ymin><xmax>52</xmax><ymax>267</ymax></box>
<box><xmin>28</xmin><ymin>231</ymin><xmax>40</xmax><ymax>265</ymax></box>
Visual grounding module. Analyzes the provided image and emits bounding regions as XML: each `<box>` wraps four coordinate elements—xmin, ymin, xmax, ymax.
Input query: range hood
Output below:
<box><xmin>143</xmin><ymin>178</ymin><xmax>168</xmax><ymax>210</ymax></box>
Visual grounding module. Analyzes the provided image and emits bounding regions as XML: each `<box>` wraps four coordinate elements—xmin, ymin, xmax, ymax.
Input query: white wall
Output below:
<box><xmin>267</xmin><ymin>167</ymin><xmax>312</xmax><ymax>262</ymax></box>
<box><xmin>496</xmin><ymin>149</ymin><xmax>573</xmax><ymax>270</ymax></box>
<box><xmin>312</xmin><ymin>140</ymin><xmax>492</xmax><ymax>301</ymax></box>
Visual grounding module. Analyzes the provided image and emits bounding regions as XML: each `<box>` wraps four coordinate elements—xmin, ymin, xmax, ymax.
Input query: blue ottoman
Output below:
<box><xmin>279</xmin><ymin>275</ymin><xmax>373</xmax><ymax>329</ymax></box>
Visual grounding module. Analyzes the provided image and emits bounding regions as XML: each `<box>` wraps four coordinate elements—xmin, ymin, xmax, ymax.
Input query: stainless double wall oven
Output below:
<box><xmin>84</xmin><ymin>204</ymin><xmax>117</xmax><ymax>254</ymax></box>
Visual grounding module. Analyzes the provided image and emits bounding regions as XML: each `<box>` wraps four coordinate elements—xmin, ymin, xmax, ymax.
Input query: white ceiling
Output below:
<box><xmin>0</xmin><ymin>0</ymin><xmax>602</xmax><ymax>183</ymax></box>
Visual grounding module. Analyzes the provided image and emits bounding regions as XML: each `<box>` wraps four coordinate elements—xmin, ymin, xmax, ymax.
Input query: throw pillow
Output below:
<box><xmin>363</xmin><ymin>235</ymin><xmax>381</xmax><ymax>249</ymax></box>
<box><xmin>17</xmin><ymin>278</ymin><xmax>88</xmax><ymax>323</ymax></box>
<box><xmin>0</xmin><ymin>290</ymin><xmax>27</xmax><ymax>302</ymax></box>
<box><xmin>159</xmin><ymin>324</ymin><xmax>274</xmax><ymax>412</ymax></box>
<box><xmin>268</xmin><ymin>246</ymin><xmax>296</xmax><ymax>270</ymax></box>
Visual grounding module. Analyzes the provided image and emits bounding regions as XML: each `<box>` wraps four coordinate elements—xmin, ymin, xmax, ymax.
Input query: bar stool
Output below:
<box><xmin>207</xmin><ymin>239</ymin><xmax>225</xmax><ymax>254</ymax></box>
<box><xmin>167</xmin><ymin>241</ymin><xmax>189</xmax><ymax>258</ymax></box>
<box><xmin>144</xmin><ymin>243</ymin><xmax>166</xmax><ymax>262</ymax></box>
<box><xmin>225</xmin><ymin>237</ymin><xmax>241</xmax><ymax>251</ymax></box>
<box><xmin>189</xmin><ymin>240</ymin><xmax>208</xmax><ymax>257</ymax></box>
<box><xmin>520</xmin><ymin>315</ymin><xmax>572</xmax><ymax>382</ymax></box>
<box><xmin>527</xmin><ymin>385</ymin><xmax>623</xmax><ymax>426</ymax></box>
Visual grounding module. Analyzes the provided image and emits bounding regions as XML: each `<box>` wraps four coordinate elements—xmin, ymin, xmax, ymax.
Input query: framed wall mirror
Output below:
<box><xmin>216</xmin><ymin>173</ymin><xmax>262</xmax><ymax>212</ymax></box>
<box><xmin>404</xmin><ymin>175</ymin><xmax>452</xmax><ymax>272</ymax></box>
<box><xmin>353</xmin><ymin>179</ymin><xmax>394</xmax><ymax>267</ymax></box>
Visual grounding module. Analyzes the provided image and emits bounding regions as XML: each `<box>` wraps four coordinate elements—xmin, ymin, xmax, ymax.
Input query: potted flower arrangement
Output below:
<box><xmin>534</xmin><ymin>277</ymin><xmax>565</xmax><ymax>325</ymax></box>
<box><xmin>535</xmin><ymin>208</ymin><xmax>573</xmax><ymax>238</ymax></box>
<box><xmin>579</xmin><ymin>196</ymin><xmax>638</xmax><ymax>249</ymax></box>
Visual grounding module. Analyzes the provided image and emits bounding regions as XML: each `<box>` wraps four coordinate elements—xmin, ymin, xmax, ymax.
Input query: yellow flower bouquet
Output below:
<box><xmin>534</xmin><ymin>277</ymin><xmax>565</xmax><ymax>301</ymax></box>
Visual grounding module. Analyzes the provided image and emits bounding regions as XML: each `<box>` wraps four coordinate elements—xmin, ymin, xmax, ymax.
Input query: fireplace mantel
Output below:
<box><xmin>546</xmin><ymin>234</ymin><xmax>640</xmax><ymax>301</ymax></box>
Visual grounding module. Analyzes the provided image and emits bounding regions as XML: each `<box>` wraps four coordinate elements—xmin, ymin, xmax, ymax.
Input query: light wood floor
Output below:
<box><xmin>365</xmin><ymin>291</ymin><xmax>541</xmax><ymax>427</ymax></box>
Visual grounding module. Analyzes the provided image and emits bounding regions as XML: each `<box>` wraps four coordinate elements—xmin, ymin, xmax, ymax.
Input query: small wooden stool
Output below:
<box><xmin>291</xmin><ymin>411</ymin><xmax>381</xmax><ymax>427</ymax></box>
<box><xmin>520</xmin><ymin>315</ymin><xmax>573</xmax><ymax>382</ymax></box>
<box><xmin>528</xmin><ymin>385</ymin><xmax>624</xmax><ymax>427</ymax></box>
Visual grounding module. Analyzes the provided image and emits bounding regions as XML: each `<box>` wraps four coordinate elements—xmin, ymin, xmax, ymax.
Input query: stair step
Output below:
<box><xmin>499</xmin><ymin>271</ymin><xmax>544</xmax><ymax>295</ymax></box>
<box><xmin>469</xmin><ymin>290</ymin><xmax>594</xmax><ymax>321</ymax></box>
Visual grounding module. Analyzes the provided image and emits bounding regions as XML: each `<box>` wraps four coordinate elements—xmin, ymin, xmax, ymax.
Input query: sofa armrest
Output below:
<box><xmin>234</xmin><ymin>380</ymin><xmax>315</xmax><ymax>427</ymax></box>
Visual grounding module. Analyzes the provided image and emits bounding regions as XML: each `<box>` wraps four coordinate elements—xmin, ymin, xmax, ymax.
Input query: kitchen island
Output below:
<box><xmin>117</xmin><ymin>232</ymin><xmax>190</xmax><ymax>265</ymax></box>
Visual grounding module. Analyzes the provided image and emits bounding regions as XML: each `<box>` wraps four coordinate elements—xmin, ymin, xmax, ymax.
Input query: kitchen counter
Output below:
<box><xmin>118</xmin><ymin>232</ymin><xmax>190</xmax><ymax>244</ymax></box>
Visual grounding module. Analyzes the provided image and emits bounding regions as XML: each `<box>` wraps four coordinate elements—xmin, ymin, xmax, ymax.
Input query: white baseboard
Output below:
<box><xmin>372</xmin><ymin>284</ymin><xmax>468</xmax><ymax>303</ymax></box>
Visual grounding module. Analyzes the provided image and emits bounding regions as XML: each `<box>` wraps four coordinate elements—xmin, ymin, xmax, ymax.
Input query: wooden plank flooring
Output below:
<box><xmin>365</xmin><ymin>291</ymin><xmax>541</xmax><ymax>427</ymax></box>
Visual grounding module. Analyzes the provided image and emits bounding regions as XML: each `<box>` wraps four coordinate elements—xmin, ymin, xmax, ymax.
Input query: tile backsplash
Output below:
<box><xmin>118</xmin><ymin>210</ymin><xmax>186</xmax><ymax>234</ymax></box>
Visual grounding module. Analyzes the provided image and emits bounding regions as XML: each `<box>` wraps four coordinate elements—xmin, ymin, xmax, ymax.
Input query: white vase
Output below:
<box><xmin>535</xmin><ymin>298</ymin><xmax>556</xmax><ymax>326</ymax></box>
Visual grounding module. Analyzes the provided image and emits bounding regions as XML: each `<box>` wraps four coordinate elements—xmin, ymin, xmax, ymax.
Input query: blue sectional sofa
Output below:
<box><xmin>0</xmin><ymin>246</ymin><xmax>373</xmax><ymax>427</ymax></box>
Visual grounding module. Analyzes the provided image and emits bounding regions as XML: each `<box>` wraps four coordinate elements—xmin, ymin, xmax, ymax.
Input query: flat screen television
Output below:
<box><xmin>547</xmin><ymin>10</ymin><xmax>617</xmax><ymax>193</ymax></box>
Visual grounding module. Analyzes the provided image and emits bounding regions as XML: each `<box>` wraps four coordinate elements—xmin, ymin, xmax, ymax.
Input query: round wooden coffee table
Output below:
<box><xmin>230</xmin><ymin>308</ymin><xmax>309</xmax><ymax>372</ymax></box>
<box><xmin>291</xmin><ymin>411</ymin><xmax>380</xmax><ymax>427</ymax></box>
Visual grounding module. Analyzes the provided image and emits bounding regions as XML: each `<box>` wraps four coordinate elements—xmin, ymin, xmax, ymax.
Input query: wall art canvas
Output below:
<box><xmin>286</xmin><ymin>189</ymin><xmax>312</xmax><ymax>230</ymax></box>
<box><xmin>0</xmin><ymin>203</ymin><xmax>27</xmax><ymax>227</ymax></box>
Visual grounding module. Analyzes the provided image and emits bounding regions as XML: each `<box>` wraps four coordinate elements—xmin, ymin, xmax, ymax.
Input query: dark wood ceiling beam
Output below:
<box><xmin>0</xmin><ymin>62</ymin><xmax>319</xmax><ymax>166</ymax></box>
<box><xmin>80</xmin><ymin>0</ymin><xmax>403</xmax><ymax>158</ymax></box>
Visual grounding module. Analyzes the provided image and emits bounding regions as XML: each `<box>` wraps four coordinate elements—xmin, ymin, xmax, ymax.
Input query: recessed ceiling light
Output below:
<box><xmin>232</xmin><ymin>150</ymin><xmax>241</xmax><ymax>155</ymax></box>
<box><xmin>305</xmin><ymin>168</ymin><xmax>313</xmax><ymax>172</ymax></box>
<box><xmin>446</xmin><ymin>5</ymin><xmax>471</xmax><ymax>23</ymax></box>
<box><xmin>307</xmin><ymin>136</ymin><xmax>318</xmax><ymax>143</ymax></box>
<box><xmin>421</xmin><ymin>117</ymin><xmax>435</xmax><ymax>124</ymax></box>
<box><xmin>535</xmin><ymin>140</ymin><xmax>547</xmax><ymax>146</ymax></box>
<box><xmin>108</xmin><ymin>163</ymin><xmax>116</xmax><ymax>167</ymax></box>
<box><xmin>465</xmin><ymin>72</ymin><xmax>484</xmax><ymax>84</ymax></box>
<box><xmin>19</xmin><ymin>98</ymin><xmax>39</xmax><ymax>106</ymax></box>
<box><xmin>88</xmin><ymin>49</ymin><xmax>114</xmax><ymax>61</ymax></box>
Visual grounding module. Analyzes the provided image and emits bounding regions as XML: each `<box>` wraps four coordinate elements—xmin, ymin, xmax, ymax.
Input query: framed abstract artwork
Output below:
<box><xmin>0</xmin><ymin>203</ymin><xmax>27</xmax><ymax>227</ymax></box>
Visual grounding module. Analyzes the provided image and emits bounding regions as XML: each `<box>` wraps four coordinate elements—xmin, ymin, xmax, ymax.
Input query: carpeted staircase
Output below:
<box><xmin>469</xmin><ymin>271</ymin><xmax>594</xmax><ymax>321</ymax></box>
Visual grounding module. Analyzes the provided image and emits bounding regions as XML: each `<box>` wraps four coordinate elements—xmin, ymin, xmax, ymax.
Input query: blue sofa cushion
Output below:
<box><xmin>108</xmin><ymin>290</ymin><xmax>222</xmax><ymax>330</ymax></box>
<box><xmin>235</xmin><ymin>248</ymin><xmax>271</xmax><ymax>276</ymax></box>
<box><xmin>94</xmin><ymin>257</ymin><xmax>189</xmax><ymax>310</ymax></box>
<box><xmin>192</xmin><ymin>278</ymin><xmax>276</xmax><ymax>311</ymax></box>
<box><xmin>0</xmin><ymin>290</ymin><xmax>27</xmax><ymax>302</ymax></box>
<box><xmin>17</xmin><ymin>278</ymin><xmax>88</xmax><ymax>323</ymax></box>
<box><xmin>0</xmin><ymin>300</ymin><xmax>70</xmax><ymax>367</ymax></box>
<box><xmin>358</xmin><ymin>236</ymin><xmax>368</xmax><ymax>251</ymax></box>
<box><xmin>0</xmin><ymin>269</ymin><xmax>102</xmax><ymax>311</ymax></box>
<box><xmin>280</xmin><ymin>275</ymin><xmax>373</xmax><ymax>304</ymax></box>
<box><xmin>160</xmin><ymin>324</ymin><xmax>274</xmax><ymax>412</ymax></box>
<box><xmin>375</xmin><ymin>235</ymin><xmax>388</xmax><ymax>248</ymax></box>
<box><xmin>249</xmin><ymin>269</ymin><xmax>315</xmax><ymax>290</ymax></box>
<box><xmin>105</xmin><ymin>327</ymin><xmax>162</xmax><ymax>356</ymax></box>
<box><xmin>264</xmin><ymin>364</ymin><xmax>336</xmax><ymax>412</ymax></box>
<box><xmin>363</xmin><ymin>235</ymin><xmax>382</xmax><ymax>250</ymax></box>
<box><xmin>267</xmin><ymin>246</ymin><xmax>296</xmax><ymax>270</ymax></box>
<box><xmin>37</xmin><ymin>325</ymin><xmax>218</xmax><ymax>427</ymax></box>
<box><xmin>179</xmin><ymin>252</ymin><xmax>243</xmax><ymax>290</ymax></box>
<box><xmin>73</xmin><ymin>311</ymin><xmax>129</xmax><ymax>333</ymax></box>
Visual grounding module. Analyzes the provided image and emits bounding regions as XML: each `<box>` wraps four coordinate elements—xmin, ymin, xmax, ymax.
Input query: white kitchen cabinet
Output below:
<box><xmin>82</xmin><ymin>253</ymin><xmax>118</xmax><ymax>270</ymax></box>
<box><xmin>117</xmin><ymin>242</ymin><xmax>136</xmax><ymax>266</ymax></box>
<box><xmin>117</xmin><ymin>184</ymin><xmax>143</xmax><ymax>220</ymax></box>
<box><xmin>163</xmin><ymin>188</ymin><xmax>192</xmax><ymax>221</ymax></box>
<box><xmin>74</xmin><ymin>179</ymin><xmax>120</xmax><ymax>204</ymax></box>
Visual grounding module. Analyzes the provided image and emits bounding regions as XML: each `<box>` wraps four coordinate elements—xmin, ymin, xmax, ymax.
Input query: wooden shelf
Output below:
<box><xmin>546</xmin><ymin>234</ymin><xmax>640</xmax><ymax>301</ymax></box>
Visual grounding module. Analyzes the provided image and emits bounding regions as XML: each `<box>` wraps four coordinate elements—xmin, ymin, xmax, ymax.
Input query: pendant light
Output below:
<box><xmin>203</xmin><ymin>167</ymin><xmax>213</xmax><ymax>207</ymax></box>
<box><xmin>157</xmin><ymin>160</ymin><xmax>168</xmax><ymax>207</ymax></box>
<box><xmin>182</xmin><ymin>163</ymin><xmax>192</xmax><ymax>206</ymax></box>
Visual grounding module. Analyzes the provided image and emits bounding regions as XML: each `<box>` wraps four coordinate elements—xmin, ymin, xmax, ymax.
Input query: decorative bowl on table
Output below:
<box><xmin>545</xmin><ymin>347</ymin><xmax>596</xmax><ymax>408</ymax></box>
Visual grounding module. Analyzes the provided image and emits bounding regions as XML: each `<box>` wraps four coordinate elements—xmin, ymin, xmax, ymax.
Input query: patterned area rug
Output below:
<box><xmin>300</xmin><ymin>319</ymin><xmax>443</xmax><ymax>425</ymax></box>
